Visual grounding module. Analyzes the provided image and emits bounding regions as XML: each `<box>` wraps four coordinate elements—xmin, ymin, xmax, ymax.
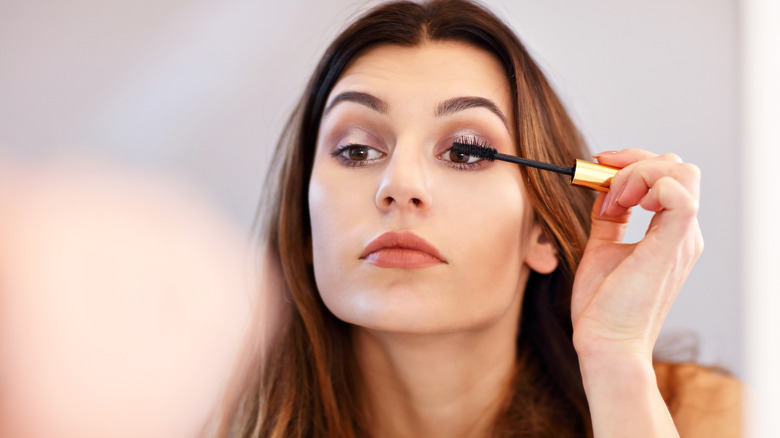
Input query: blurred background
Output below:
<box><xmin>1</xmin><ymin>0</ymin><xmax>777</xmax><ymax>434</ymax></box>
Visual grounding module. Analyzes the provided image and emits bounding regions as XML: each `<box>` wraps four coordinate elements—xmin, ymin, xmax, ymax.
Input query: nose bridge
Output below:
<box><xmin>375</xmin><ymin>141</ymin><xmax>431</xmax><ymax>211</ymax></box>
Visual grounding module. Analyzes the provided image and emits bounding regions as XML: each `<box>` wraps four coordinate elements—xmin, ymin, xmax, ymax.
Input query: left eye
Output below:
<box><xmin>442</xmin><ymin>148</ymin><xmax>481</xmax><ymax>164</ymax></box>
<box><xmin>338</xmin><ymin>144</ymin><xmax>383</xmax><ymax>162</ymax></box>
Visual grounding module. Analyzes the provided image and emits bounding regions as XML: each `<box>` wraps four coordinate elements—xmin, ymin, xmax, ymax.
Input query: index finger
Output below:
<box><xmin>593</xmin><ymin>148</ymin><xmax>662</xmax><ymax>168</ymax></box>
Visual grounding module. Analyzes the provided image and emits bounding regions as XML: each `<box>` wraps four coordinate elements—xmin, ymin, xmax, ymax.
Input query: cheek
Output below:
<box><xmin>441</xmin><ymin>174</ymin><xmax>531</xmax><ymax>298</ymax></box>
<box><xmin>307</xmin><ymin>158</ymin><xmax>534</xmax><ymax>332</ymax></box>
<box><xmin>438</xmin><ymin>162</ymin><xmax>530</xmax><ymax>244</ymax></box>
<box><xmin>307</xmin><ymin>163</ymin><xmax>374</xmax><ymax>308</ymax></box>
<box><xmin>308</xmin><ymin>165</ymin><xmax>354</xmax><ymax>263</ymax></box>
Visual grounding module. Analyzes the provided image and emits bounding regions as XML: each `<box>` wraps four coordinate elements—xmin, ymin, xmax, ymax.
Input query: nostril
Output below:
<box><xmin>377</xmin><ymin>195</ymin><xmax>424</xmax><ymax>209</ymax></box>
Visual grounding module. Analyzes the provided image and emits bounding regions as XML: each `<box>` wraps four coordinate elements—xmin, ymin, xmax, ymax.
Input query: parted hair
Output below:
<box><xmin>220</xmin><ymin>1</ymin><xmax>600</xmax><ymax>436</ymax></box>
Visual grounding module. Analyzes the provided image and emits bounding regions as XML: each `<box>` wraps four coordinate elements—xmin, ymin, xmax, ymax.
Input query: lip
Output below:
<box><xmin>360</xmin><ymin>231</ymin><xmax>447</xmax><ymax>268</ymax></box>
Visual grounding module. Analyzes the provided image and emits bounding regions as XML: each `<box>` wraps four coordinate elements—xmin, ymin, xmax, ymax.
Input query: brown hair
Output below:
<box><xmin>221</xmin><ymin>0</ymin><xmax>597</xmax><ymax>436</ymax></box>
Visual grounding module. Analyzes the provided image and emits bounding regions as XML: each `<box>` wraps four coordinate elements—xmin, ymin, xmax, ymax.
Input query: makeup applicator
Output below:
<box><xmin>450</xmin><ymin>141</ymin><xmax>619</xmax><ymax>192</ymax></box>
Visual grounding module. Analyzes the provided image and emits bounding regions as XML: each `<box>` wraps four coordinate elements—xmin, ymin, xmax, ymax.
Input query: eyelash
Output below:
<box><xmin>331</xmin><ymin>143</ymin><xmax>385</xmax><ymax>167</ymax></box>
<box><xmin>330</xmin><ymin>135</ymin><xmax>492</xmax><ymax>170</ymax></box>
<box><xmin>440</xmin><ymin>136</ymin><xmax>491</xmax><ymax>171</ymax></box>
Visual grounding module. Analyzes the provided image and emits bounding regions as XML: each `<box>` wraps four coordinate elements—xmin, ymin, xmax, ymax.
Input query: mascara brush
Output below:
<box><xmin>450</xmin><ymin>142</ymin><xmax>619</xmax><ymax>192</ymax></box>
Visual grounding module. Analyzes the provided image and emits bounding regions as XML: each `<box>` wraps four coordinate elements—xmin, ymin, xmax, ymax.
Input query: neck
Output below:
<box><xmin>354</xmin><ymin>293</ymin><xmax>522</xmax><ymax>438</ymax></box>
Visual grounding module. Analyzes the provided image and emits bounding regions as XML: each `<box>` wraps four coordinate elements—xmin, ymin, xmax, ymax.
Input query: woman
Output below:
<box><xmin>218</xmin><ymin>0</ymin><xmax>739</xmax><ymax>436</ymax></box>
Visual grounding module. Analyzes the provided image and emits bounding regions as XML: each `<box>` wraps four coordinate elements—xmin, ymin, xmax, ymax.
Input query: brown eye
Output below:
<box><xmin>442</xmin><ymin>147</ymin><xmax>481</xmax><ymax>166</ymax></box>
<box><xmin>333</xmin><ymin>144</ymin><xmax>383</xmax><ymax>165</ymax></box>
<box><xmin>348</xmin><ymin>146</ymin><xmax>368</xmax><ymax>161</ymax></box>
<box><xmin>448</xmin><ymin>149</ymin><xmax>470</xmax><ymax>164</ymax></box>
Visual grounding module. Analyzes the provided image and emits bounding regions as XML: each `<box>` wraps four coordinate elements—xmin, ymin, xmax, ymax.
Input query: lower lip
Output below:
<box><xmin>363</xmin><ymin>248</ymin><xmax>444</xmax><ymax>269</ymax></box>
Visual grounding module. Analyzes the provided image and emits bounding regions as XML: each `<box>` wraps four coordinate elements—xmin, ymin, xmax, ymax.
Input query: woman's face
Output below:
<box><xmin>308</xmin><ymin>41</ymin><xmax>557</xmax><ymax>334</ymax></box>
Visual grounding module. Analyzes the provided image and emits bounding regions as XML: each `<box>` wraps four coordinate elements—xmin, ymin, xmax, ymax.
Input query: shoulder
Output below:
<box><xmin>653</xmin><ymin>362</ymin><xmax>743</xmax><ymax>438</ymax></box>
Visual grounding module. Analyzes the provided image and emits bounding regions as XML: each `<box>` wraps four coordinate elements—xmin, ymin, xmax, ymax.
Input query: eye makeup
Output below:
<box><xmin>330</xmin><ymin>134</ymin><xmax>497</xmax><ymax>171</ymax></box>
<box><xmin>324</xmin><ymin>119</ymin><xmax>508</xmax><ymax>172</ymax></box>
<box><xmin>331</xmin><ymin>143</ymin><xmax>385</xmax><ymax>167</ymax></box>
<box><xmin>437</xmin><ymin>135</ymin><xmax>493</xmax><ymax>171</ymax></box>
<box><xmin>449</xmin><ymin>140</ymin><xmax>619</xmax><ymax>192</ymax></box>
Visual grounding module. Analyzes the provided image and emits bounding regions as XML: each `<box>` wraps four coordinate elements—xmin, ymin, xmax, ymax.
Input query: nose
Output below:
<box><xmin>375</xmin><ymin>146</ymin><xmax>431</xmax><ymax>212</ymax></box>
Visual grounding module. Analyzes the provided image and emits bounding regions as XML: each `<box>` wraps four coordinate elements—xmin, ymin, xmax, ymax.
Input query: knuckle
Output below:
<box><xmin>623</xmin><ymin>147</ymin><xmax>644</xmax><ymax>155</ymax></box>
<box><xmin>682</xmin><ymin>198</ymin><xmax>700</xmax><ymax>216</ymax></box>
<box><xmin>686</xmin><ymin>230</ymin><xmax>704</xmax><ymax>262</ymax></box>
<box><xmin>661</xmin><ymin>152</ymin><xmax>683</xmax><ymax>163</ymax></box>
<box><xmin>681</xmin><ymin>163</ymin><xmax>702</xmax><ymax>180</ymax></box>
<box><xmin>678</xmin><ymin>227</ymin><xmax>703</xmax><ymax>263</ymax></box>
<box><xmin>656</xmin><ymin>175</ymin><xmax>677</xmax><ymax>191</ymax></box>
<box><xmin>656</xmin><ymin>175</ymin><xmax>699</xmax><ymax>215</ymax></box>
<box><xmin>695</xmin><ymin>232</ymin><xmax>704</xmax><ymax>256</ymax></box>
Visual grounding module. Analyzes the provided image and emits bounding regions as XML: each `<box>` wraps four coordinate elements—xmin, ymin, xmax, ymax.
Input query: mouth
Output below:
<box><xmin>360</xmin><ymin>231</ymin><xmax>447</xmax><ymax>269</ymax></box>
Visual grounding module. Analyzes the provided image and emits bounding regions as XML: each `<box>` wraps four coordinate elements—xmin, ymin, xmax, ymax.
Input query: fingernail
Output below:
<box><xmin>592</xmin><ymin>150</ymin><xmax>619</xmax><ymax>158</ymax></box>
<box><xmin>613</xmin><ymin>186</ymin><xmax>625</xmax><ymax>206</ymax></box>
<box><xmin>599</xmin><ymin>192</ymin><xmax>612</xmax><ymax>217</ymax></box>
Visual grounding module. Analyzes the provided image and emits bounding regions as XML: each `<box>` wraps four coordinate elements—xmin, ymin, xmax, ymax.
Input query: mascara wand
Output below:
<box><xmin>450</xmin><ymin>142</ymin><xmax>619</xmax><ymax>192</ymax></box>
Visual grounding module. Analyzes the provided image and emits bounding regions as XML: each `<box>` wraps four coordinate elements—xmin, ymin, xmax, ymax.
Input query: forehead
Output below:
<box><xmin>329</xmin><ymin>41</ymin><xmax>512</xmax><ymax>113</ymax></box>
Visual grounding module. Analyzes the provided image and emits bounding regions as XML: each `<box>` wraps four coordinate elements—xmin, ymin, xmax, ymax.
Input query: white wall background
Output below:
<box><xmin>0</xmin><ymin>0</ymin><xmax>741</xmax><ymax>378</ymax></box>
<box><xmin>743</xmin><ymin>0</ymin><xmax>780</xmax><ymax>436</ymax></box>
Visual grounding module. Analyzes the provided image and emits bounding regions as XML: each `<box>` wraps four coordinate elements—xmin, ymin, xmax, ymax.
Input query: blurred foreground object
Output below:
<box><xmin>0</xmin><ymin>158</ymin><xmax>252</xmax><ymax>438</ymax></box>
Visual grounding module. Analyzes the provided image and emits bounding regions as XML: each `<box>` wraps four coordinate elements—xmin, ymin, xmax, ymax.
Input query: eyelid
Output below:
<box><xmin>331</xmin><ymin>143</ymin><xmax>386</xmax><ymax>167</ymax></box>
<box><xmin>440</xmin><ymin>147</ymin><xmax>482</xmax><ymax>164</ymax></box>
<box><xmin>319</xmin><ymin>110</ymin><xmax>388</xmax><ymax>145</ymax></box>
<box><xmin>438</xmin><ymin>135</ymin><xmax>493</xmax><ymax>170</ymax></box>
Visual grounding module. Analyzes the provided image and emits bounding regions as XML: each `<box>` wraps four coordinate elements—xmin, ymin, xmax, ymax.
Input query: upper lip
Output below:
<box><xmin>360</xmin><ymin>231</ymin><xmax>447</xmax><ymax>263</ymax></box>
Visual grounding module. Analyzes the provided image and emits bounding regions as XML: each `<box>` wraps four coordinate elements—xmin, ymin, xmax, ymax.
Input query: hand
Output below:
<box><xmin>571</xmin><ymin>148</ymin><xmax>703</xmax><ymax>361</ymax></box>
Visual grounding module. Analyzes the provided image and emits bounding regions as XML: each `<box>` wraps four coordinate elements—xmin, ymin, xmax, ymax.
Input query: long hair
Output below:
<box><xmin>221</xmin><ymin>1</ymin><xmax>597</xmax><ymax>436</ymax></box>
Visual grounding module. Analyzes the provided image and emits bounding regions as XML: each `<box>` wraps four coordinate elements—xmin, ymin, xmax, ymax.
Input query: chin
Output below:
<box><xmin>323</xmin><ymin>287</ymin><xmax>515</xmax><ymax>335</ymax></box>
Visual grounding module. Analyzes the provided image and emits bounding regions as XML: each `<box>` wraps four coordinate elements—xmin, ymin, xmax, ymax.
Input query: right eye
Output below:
<box><xmin>332</xmin><ymin>144</ymin><xmax>384</xmax><ymax>166</ymax></box>
<box><xmin>442</xmin><ymin>148</ymin><xmax>482</xmax><ymax>165</ymax></box>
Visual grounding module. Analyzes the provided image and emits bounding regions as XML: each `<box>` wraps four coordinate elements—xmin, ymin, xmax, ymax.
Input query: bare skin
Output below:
<box><xmin>309</xmin><ymin>41</ymin><xmax>556</xmax><ymax>437</ymax></box>
<box><xmin>308</xmin><ymin>41</ymin><xmax>701</xmax><ymax>437</ymax></box>
<box><xmin>0</xmin><ymin>42</ymin><xmax>703</xmax><ymax>438</ymax></box>
<box><xmin>355</xmin><ymin>279</ymin><xmax>525</xmax><ymax>438</ymax></box>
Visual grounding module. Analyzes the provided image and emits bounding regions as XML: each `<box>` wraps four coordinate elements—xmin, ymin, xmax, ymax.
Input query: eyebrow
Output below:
<box><xmin>323</xmin><ymin>91</ymin><xmax>389</xmax><ymax>116</ymax></box>
<box><xmin>435</xmin><ymin>96</ymin><xmax>509</xmax><ymax>128</ymax></box>
<box><xmin>323</xmin><ymin>91</ymin><xmax>509</xmax><ymax>128</ymax></box>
